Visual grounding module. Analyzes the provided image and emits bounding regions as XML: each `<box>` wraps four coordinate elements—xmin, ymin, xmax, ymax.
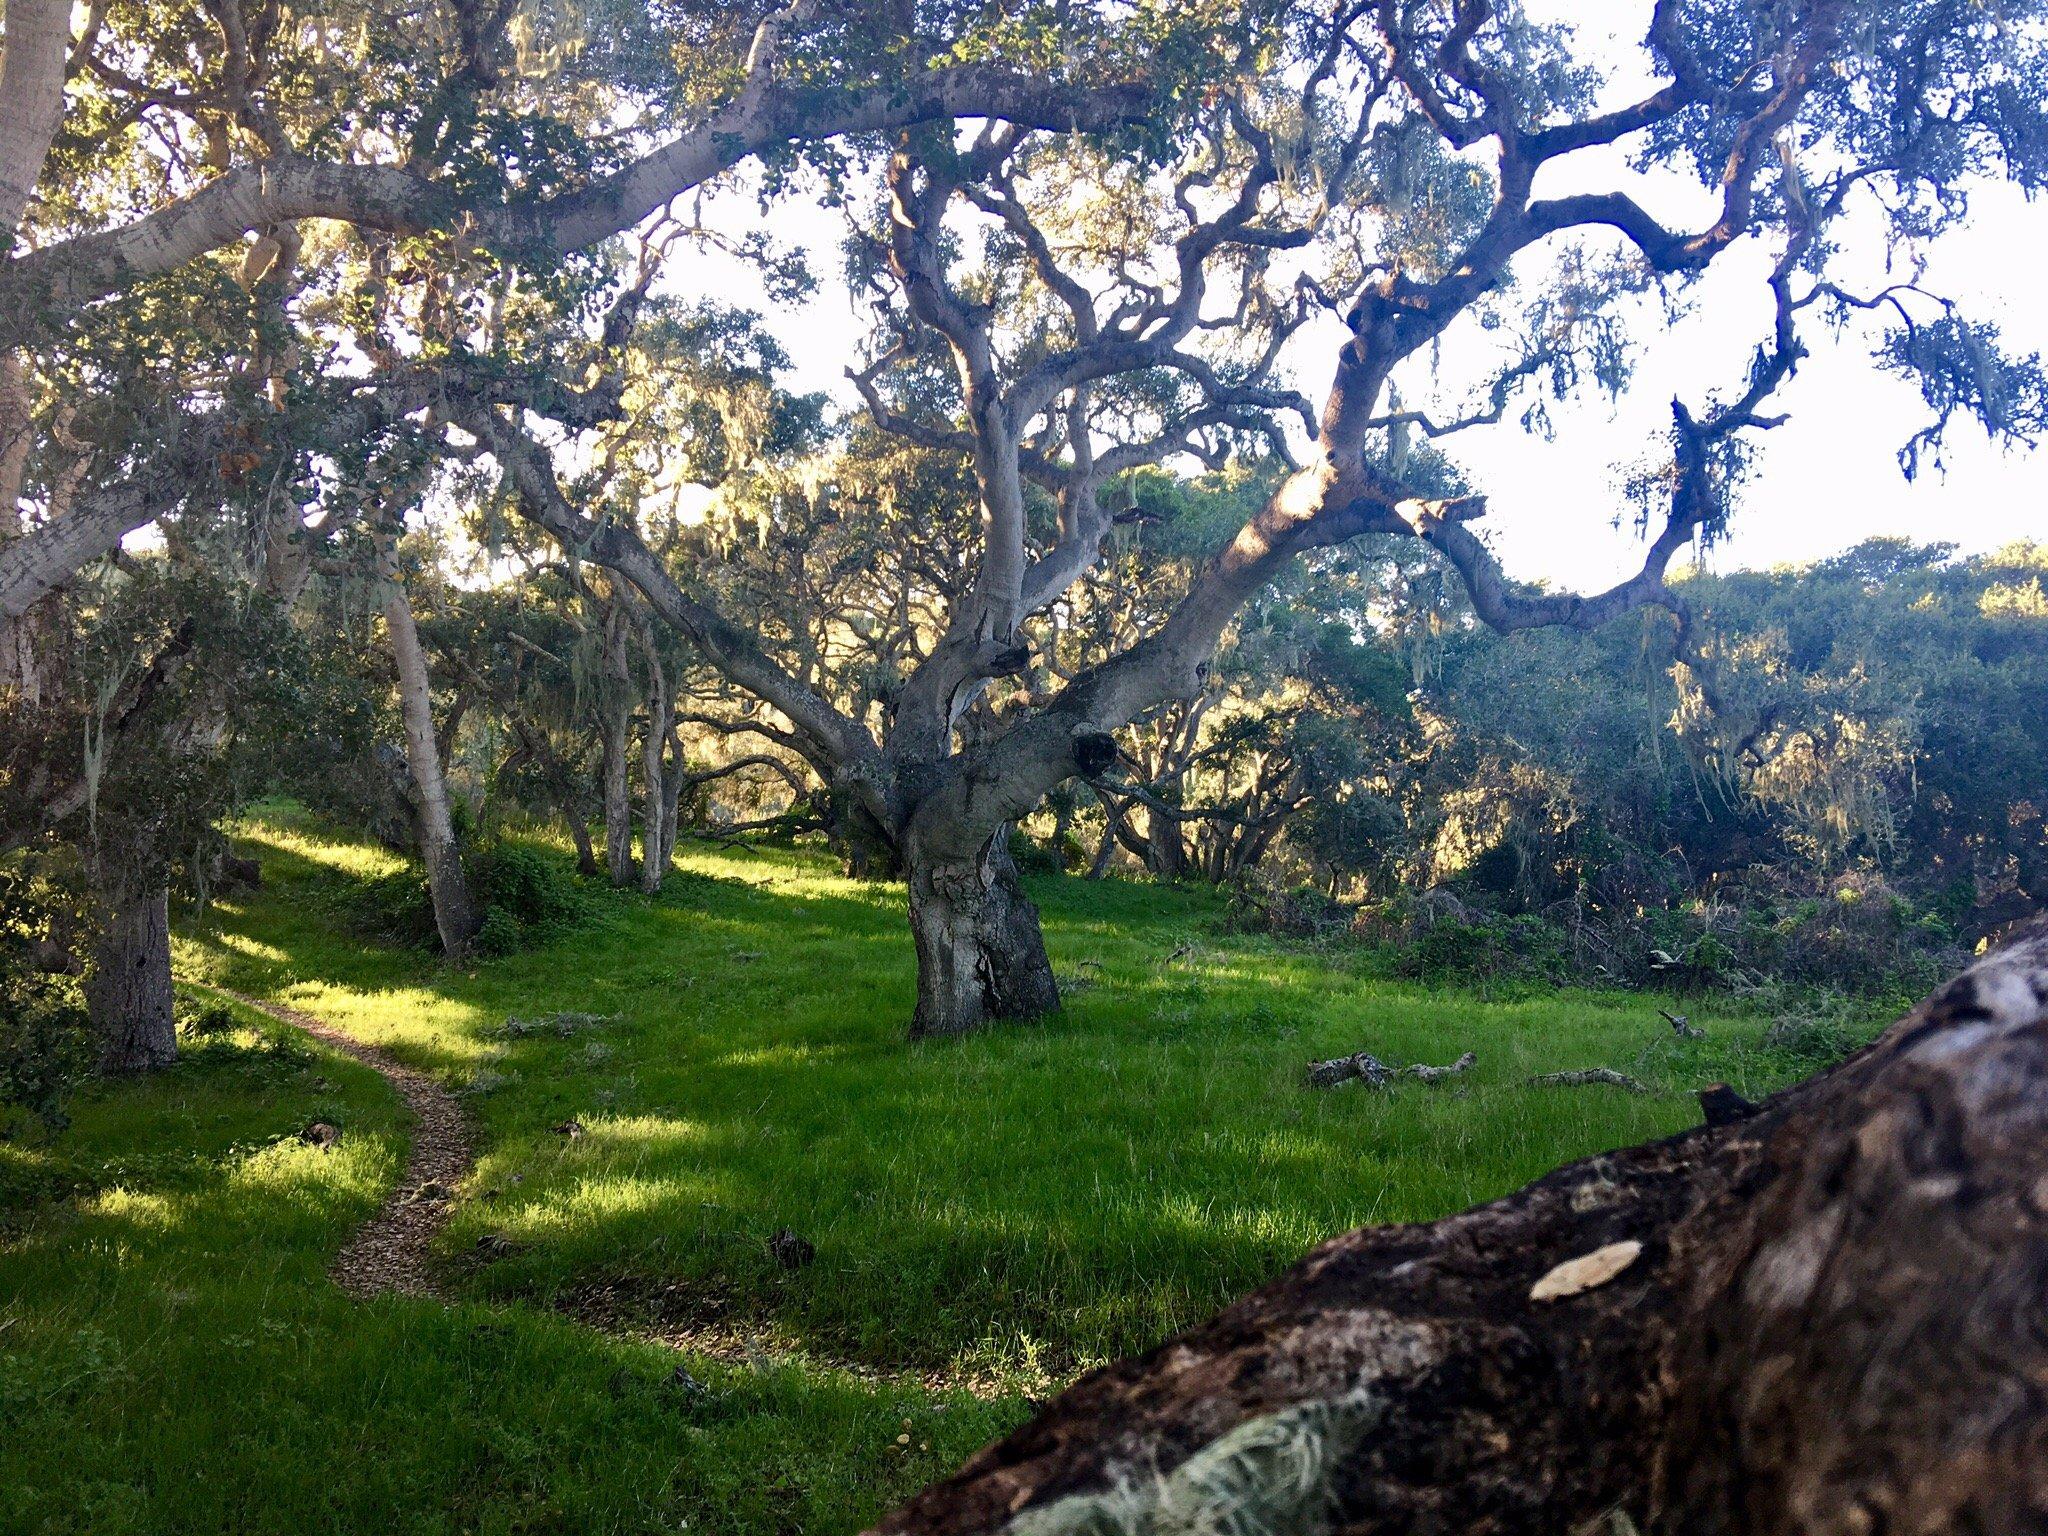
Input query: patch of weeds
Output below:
<box><xmin>0</xmin><ymin>988</ymin><xmax>94</xmax><ymax>1140</ymax></box>
<box><xmin>1760</xmin><ymin>1012</ymin><xmax>1871</xmax><ymax>1071</ymax></box>
<box><xmin>491</xmin><ymin>1011</ymin><xmax>619</xmax><ymax>1040</ymax></box>
<box><xmin>1228</xmin><ymin>998</ymin><xmax>1298</xmax><ymax>1034</ymax></box>
<box><xmin>176</xmin><ymin>1000</ymin><xmax>239</xmax><ymax>1038</ymax></box>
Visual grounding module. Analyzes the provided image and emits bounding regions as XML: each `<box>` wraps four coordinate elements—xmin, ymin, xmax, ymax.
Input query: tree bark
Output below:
<box><xmin>565</xmin><ymin>809</ymin><xmax>599</xmax><ymax>878</ymax></box>
<box><xmin>376</xmin><ymin>536</ymin><xmax>479</xmax><ymax>959</ymax></box>
<box><xmin>638</xmin><ymin>622</ymin><xmax>673</xmax><ymax>894</ymax></box>
<box><xmin>0</xmin><ymin>353</ymin><xmax>42</xmax><ymax>699</ymax></box>
<box><xmin>638</xmin><ymin>702</ymin><xmax>666</xmax><ymax>894</ymax></box>
<box><xmin>656</xmin><ymin>742</ymin><xmax>685</xmax><ymax>877</ymax></box>
<box><xmin>1144</xmin><ymin>805</ymin><xmax>1188</xmax><ymax>881</ymax></box>
<box><xmin>906</xmin><ymin>833</ymin><xmax>1060</xmax><ymax>1039</ymax></box>
<box><xmin>85</xmin><ymin>875</ymin><xmax>175</xmax><ymax>1073</ymax></box>
<box><xmin>874</xmin><ymin>922</ymin><xmax>2048</xmax><ymax>1536</ymax></box>
<box><xmin>598</xmin><ymin>601</ymin><xmax>635</xmax><ymax>887</ymax></box>
<box><xmin>0</xmin><ymin>0</ymin><xmax>68</xmax><ymax>240</ymax></box>
<box><xmin>0</xmin><ymin>0</ymin><xmax>70</xmax><ymax>693</ymax></box>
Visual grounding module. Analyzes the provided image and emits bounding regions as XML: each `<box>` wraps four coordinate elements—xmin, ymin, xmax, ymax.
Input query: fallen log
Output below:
<box><xmin>875</xmin><ymin>923</ymin><xmax>2048</xmax><ymax>1536</ymax></box>
<box><xmin>1527</xmin><ymin>1066</ymin><xmax>1649</xmax><ymax>1093</ymax></box>
<box><xmin>1307</xmin><ymin>1048</ymin><xmax>1476</xmax><ymax>1089</ymax></box>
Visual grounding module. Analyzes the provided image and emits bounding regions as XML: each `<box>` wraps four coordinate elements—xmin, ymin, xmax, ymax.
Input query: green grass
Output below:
<box><xmin>0</xmin><ymin>808</ymin><xmax>1868</xmax><ymax>1534</ymax></box>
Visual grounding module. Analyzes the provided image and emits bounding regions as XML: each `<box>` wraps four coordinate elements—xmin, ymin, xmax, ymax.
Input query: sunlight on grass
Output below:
<box><xmin>229</xmin><ymin>815</ymin><xmax>411</xmax><ymax>879</ymax></box>
<box><xmin>3</xmin><ymin>807</ymin><xmax>1886</xmax><ymax>1535</ymax></box>
<box><xmin>203</xmin><ymin>931</ymin><xmax>296</xmax><ymax>964</ymax></box>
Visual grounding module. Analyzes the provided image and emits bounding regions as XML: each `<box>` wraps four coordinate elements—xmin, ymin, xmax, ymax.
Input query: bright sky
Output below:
<box><xmin>673</xmin><ymin>182</ymin><xmax>2046</xmax><ymax>598</ymax></box>
<box><xmin>652</xmin><ymin>9</ymin><xmax>2048</xmax><ymax>597</ymax></box>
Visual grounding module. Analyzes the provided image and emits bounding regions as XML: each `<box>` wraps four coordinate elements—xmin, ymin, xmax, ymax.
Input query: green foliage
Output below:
<box><xmin>328</xmin><ymin>839</ymin><xmax>593</xmax><ymax>957</ymax></box>
<box><xmin>1401</xmin><ymin>908</ymin><xmax>1574</xmax><ymax>991</ymax></box>
<box><xmin>1228</xmin><ymin>879</ymin><xmax>1351</xmax><ymax>940</ymax></box>
<box><xmin>3</xmin><ymin>560</ymin><xmax>326</xmax><ymax>900</ymax></box>
<box><xmin>1320</xmin><ymin>540</ymin><xmax>2048</xmax><ymax>976</ymax></box>
<box><xmin>176</xmin><ymin>1000</ymin><xmax>239</xmax><ymax>1039</ymax></box>
<box><xmin>1007</xmin><ymin>827</ymin><xmax>1071</xmax><ymax>877</ymax></box>
<box><xmin>0</xmin><ymin>868</ymin><xmax>93</xmax><ymax>1138</ymax></box>
<box><xmin>0</xmin><ymin>982</ymin><xmax>93</xmax><ymax>1139</ymax></box>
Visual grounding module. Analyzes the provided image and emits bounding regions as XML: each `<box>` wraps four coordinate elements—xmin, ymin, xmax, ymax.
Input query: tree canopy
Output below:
<box><xmin>5</xmin><ymin>0</ymin><xmax>2047</xmax><ymax>1053</ymax></box>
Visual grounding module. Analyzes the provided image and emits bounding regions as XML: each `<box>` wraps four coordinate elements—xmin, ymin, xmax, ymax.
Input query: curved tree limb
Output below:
<box><xmin>460</xmin><ymin>404</ymin><xmax>882</xmax><ymax>793</ymax></box>
<box><xmin>0</xmin><ymin>67</ymin><xmax>1152</xmax><ymax>348</ymax></box>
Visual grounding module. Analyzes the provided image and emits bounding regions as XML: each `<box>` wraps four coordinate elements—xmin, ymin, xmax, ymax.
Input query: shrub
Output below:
<box><xmin>1006</xmin><ymin>829</ymin><xmax>1069</xmax><ymax>877</ymax></box>
<box><xmin>1239</xmin><ymin>863</ymin><xmax>1964</xmax><ymax>1001</ymax></box>
<box><xmin>1606</xmin><ymin>869</ymin><xmax>1966</xmax><ymax>998</ymax></box>
<box><xmin>0</xmin><ymin>866</ymin><xmax>94</xmax><ymax>1136</ymax></box>
<box><xmin>469</xmin><ymin>841</ymin><xmax>588</xmax><ymax>938</ymax></box>
<box><xmin>328</xmin><ymin>840</ymin><xmax>592</xmax><ymax>957</ymax></box>
<box><xmin>1397</xmin><ymin>902</ymin><xmax>1573</xmax><ymax>988</ymax></box>
<box><xmin>1227</xmin><ymin>879</ymin><xmax>1351</xmax><ymax>939</ymax></box>
<box><xmin>1761</xmin><ymin>1010</ymin><xmax>1871</xmax><ymax>1070</ymax></box>
<box><xmin>0</xmin><ymin>977</ymin><xmax>94</xmax><ymax>1137</ymax></box>
<box><xmin>471</xmin><ymin>907</ymin><xmax>523</xmax><ymax>958</ymax></box>
<box><xmin>177</xmin><ymin>1000</ymin><xmax>239</xmax><ymax>1038</ymax></box>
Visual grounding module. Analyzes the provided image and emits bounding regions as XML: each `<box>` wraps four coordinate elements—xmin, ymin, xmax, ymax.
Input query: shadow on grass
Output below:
<box><xmin>0</xmin><ymin>1010</ymin><xmax>1020</xmax><ymax>1536</ymax></box>
<box><xmin>160</xmin><ymin>811</ymin><xmax>1837</xmax><ymax>1383</ymax></box>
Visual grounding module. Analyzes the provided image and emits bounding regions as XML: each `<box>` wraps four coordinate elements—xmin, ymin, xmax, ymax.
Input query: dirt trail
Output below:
<box><xmin>199</xmin><ymin>983</ymin><xmax>1014</xmax><ymax>1395</ymax></box>
<box><xmin>208</xmin><ymin>985</ymin><xmax>473</xmax><ymax>1298</ymax></box>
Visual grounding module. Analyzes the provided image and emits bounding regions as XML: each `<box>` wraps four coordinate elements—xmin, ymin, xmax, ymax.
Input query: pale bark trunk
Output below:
<box><xmin>875</xmin><ymin>924</ymin><xmax>2048</xmax><ymax>1536</ymax></box>
<box><xmin>600</xmin><ymin>714</ymin><xmax>632</xmax><ymax>884</ymax></box>
<box><xmin>85</xmin><ymin>875</ymin><xmax>175</xmax><ymax>1073</ymax></box>
<box><xmin>638</xmin><ymin>706</ymin><xmax>665</xmax><ymax>894</ymax></box>
<box><xmin>0</xmin><ymin>0</ymin><xmax>67</xmax><ymax>238</ymax></box>
<box><xmin>376</xmin><ymin>538</ymin><xmax>479</xmax><ymax>958</ymax></box>
<box><xmin>0</xmin><ymin>351</ymin><xmax>36</xmax><ymax>696</ymax></box>
<box><xmin>638</xmin><ymin>627</ymin><xmax>672</xmax><ymax>894</ymax></box>
<box><xmin>1085</xmin><ymin>823</ymin><xmax>1117</xmax><ymax>880</ymax></box>
<box><xmin>599</xmin><ymin>602</ymin><xmax>634</xmax><ymax>887</ymax></box>
<box><xmin>657</xmin><ymin>742</ymin><xmax>685</xmax><ymax>876</ymax></box>
<box><xmin>0</xmin><ymin>1</ymin><xmax>69</xmax><ymax>692</ymax></box>
<box><xmin>905</xmin><ymin>833</ymin><xmax>1059</xmax><ymax>1039</ymax></box>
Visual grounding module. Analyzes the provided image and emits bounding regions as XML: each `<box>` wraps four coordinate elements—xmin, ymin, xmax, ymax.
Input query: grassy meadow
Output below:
<box><xmin>0</xmin><ymin>808</ymin><xmax>1869</xmax><ymax>1534</ymax></box>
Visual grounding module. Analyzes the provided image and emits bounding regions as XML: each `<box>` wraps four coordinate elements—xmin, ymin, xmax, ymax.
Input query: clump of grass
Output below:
<box><xmin>1760</xmin><ymin>1011</ymin><xmax>1872</xmax><ymax>1070</ymax></box>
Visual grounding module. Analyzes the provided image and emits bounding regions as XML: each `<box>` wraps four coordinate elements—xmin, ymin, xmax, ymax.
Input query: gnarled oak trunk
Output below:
<box><xmin>875</xmin><ymin>923</ymin><xmax>2048</xmax><ymax>1536</ymax></box>
<box><xmin>85</xmin><ymin>876</ymin><xmax>176</xmax><ymax>1074</ymax></box>
<box><xmin>1144</xmin><ymin>807</ymin><xmax>1188</xmax><ymax>881</ymax></box>
<box><xmin>906</xmin><ymin>835</ymin><xmax>1060</xmax><ymax>1039</ymax></box>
